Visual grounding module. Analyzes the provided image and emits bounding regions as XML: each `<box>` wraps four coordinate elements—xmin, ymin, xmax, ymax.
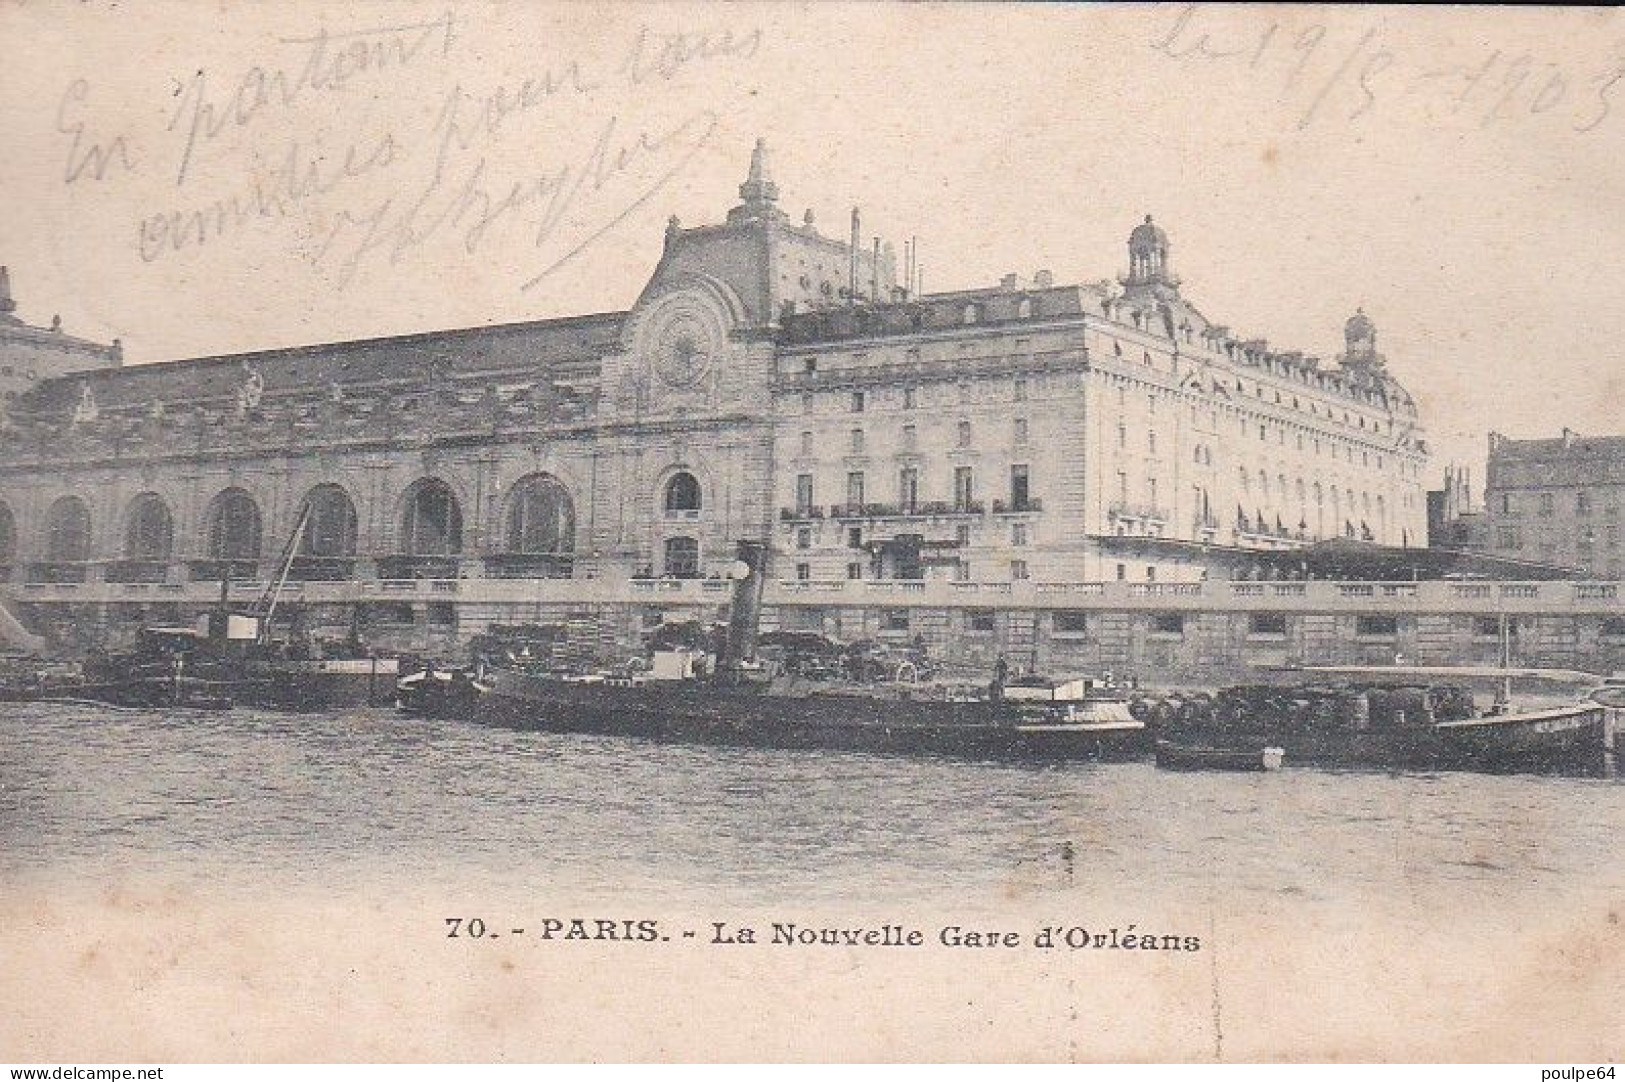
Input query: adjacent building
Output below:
<box><xmin>0</xmin><ymin>266</ymin><xmax>121</xmax><ymax>404</ymax></box>
<box><xmin>1482</xmin><ymin>430</ymin><xmax>1625</xmax><ymax>579</ymax></box>
<box><xmin>1427</xmin><ymin>464</ymin><xmax>1486</xmax><ymax>551</ymax></box>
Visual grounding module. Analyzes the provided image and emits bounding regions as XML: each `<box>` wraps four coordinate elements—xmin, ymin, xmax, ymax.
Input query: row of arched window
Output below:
<box><xmin>0</xmin><ymin>473</ymin><xmax>579</xmax><ymax>566</ymax></box>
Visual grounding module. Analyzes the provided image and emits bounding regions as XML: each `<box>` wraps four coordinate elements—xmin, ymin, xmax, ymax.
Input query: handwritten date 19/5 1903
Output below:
<box><xmin>1149</xmin><ymin>3</ymin><xmax>1622</xmax><ymax>135</ymax></box>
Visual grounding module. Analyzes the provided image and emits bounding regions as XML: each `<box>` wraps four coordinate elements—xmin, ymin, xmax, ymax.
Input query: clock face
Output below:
<box><xmin>653</xmin><ymin>311</ymin><xmax>716</xmax><ymax>388</ymax></box>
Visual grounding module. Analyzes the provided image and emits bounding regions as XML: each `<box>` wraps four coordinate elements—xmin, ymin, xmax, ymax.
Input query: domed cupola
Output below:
<box><xmin>1345</xmin><ymin>307</ymin><xmax>1377</xmax><ymax>355</ymax></box>
<box><xmin>1124</xmin><ymin>215</ymin><xmax>1176</xmax><ymax>288</ymax></box>
<box><xmin>1339</xmin><ymin>307</ymin><xmax>1391</xmax><ymax>387</ymax></box>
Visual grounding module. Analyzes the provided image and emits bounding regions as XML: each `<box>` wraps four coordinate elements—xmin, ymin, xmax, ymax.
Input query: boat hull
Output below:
<box><xmin>238</xmin><ymin>658</ymin><xmax>399</xmax><ymax>710</ymax></box>
<box><xmin>1165</xmin><ymin>704</ymin><xmax>1611</xmax><ymax>775</ymax></box>
<box><xmin>1155</xmin><ymin>741</ymin><xmax>1284</xmax><ymax>772</ymax></box>
<box><xmin>472</xmin><ymin>669</ymin><xmax>1146</xmax><ymax>761</ymax></box>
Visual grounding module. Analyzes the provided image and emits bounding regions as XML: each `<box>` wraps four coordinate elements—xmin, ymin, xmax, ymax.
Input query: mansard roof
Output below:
<box><xmin>777</xmin><ymin>283</ymin><xmax>1089</xmax><ymax>345</ymax></box>
<box><xmin>18</xmin><ymin>310</ymin><xmax>626</xmax><ymax>414</ymax></box>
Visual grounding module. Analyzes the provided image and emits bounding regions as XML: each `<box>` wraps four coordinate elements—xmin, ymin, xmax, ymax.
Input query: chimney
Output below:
<box><xmin>849</xmin><ymin>207</ymin><xmax>860</xmax><ymax>307</ymax></box>
<box><xmin>1000</xmin><ymin>273</ymin><xmax>1019</xmax><ymax>291</ymax></box>
<box><xmin>1033</xmin><ymin>269</ymin><xmax>1053</xmax><ymax>288</ymax></box>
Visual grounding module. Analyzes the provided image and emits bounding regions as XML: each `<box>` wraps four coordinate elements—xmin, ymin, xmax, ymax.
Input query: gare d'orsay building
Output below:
<box><xmin>0</xmin><ymin>140</ymin><xmax>1432</xmax><ymax>660</ymax></box>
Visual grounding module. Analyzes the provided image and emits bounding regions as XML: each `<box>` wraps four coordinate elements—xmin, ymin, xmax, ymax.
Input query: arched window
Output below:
<box><xmin>300</xmin><ymin>484</ymin><xmax>358</xmax><ymax>558</ymax></box>
<box><xmin>0</xmin><ymin>502</ymin><xmax>14</xmax><ymax>567</ymax></box>
<box><xmin>663</xmin><ymin>536</ymin><xmax>700</xmax><ymax>579</ymax></box>
<box><xmin>504</xmin><ymin>474</ymin><xmax>575</xmax><ymax>554</ymax></box>
<box><xmin>125</xmin><ymin>493</ymin><xmax>173</xmax><ymax>561</ymax></box>
<box><xmin>401</xmin><ymin>478</ymin><xmax>462</xmax><ymax>555</ymax></box>
<box><xmin>46</xmin><ymin>497</ymin><xmax>92</xmax><ymax>563</ymax></box>
<box><xmin>206</xmin><ymin>488</ymin><xmax>262</xmax><ymax>562</ymax></box>
<box><xmin>664</xmin><ymin>471</ymin><xmax>701</xmax><ymax>513</ymax></box>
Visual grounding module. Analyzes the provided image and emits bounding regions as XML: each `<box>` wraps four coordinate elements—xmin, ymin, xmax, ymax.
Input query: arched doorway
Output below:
<box><xmin>113</xmin><ymin>492</ymin><xmax>173</xmax><ymax>582</ymax></box>
<box><xmin>294</xmin><ymin>483</ymin><xmax>358</xmax><ymax>580</ymax></box>
<box><xmin>199</xmin><ymin>487</ymin><xmax>263</xmax><ymax>581</ymax></box>
<box><xmin>390</xmin><ymin>478</ymin><xmax>462</xmax><ymax>578</ymax></box>
<box><xmin>491</xmin><ymin>473</ymin><xmax>576</xmax><ymax>579</ymax></box>
<box><xmin>41</xmin><ymin>496</ymin><xmax>92</xmax><ymax>583</ymax></box>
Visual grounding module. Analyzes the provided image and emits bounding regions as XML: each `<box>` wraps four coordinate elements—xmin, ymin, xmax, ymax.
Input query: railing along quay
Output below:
<box><xmin>3</xmin><ymin>575</ymin><xmax>1620</xmax><ymax>613</ymax></box>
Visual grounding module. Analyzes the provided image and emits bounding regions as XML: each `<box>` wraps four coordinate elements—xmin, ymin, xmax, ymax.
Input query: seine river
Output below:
<box><xmin>4</xmin><ymin>702</ymin><xmax>1623</xmax><ymax>1061</ymax></box>
<box><xmin>3</xmin><ymin>701</ymin><xmax>1620</xmax><ymax>907</ymax></box>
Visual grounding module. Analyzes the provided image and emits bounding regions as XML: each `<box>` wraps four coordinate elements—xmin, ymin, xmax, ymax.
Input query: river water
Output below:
<box><xmin>4</xmin><ymin>701</ymin><xmax>1620</xmax><ymax>906</ymax></box>
<box><xmin>3</xmin><ymin>702</ymin><xmax>1623</xmax><ymax>1061</ymax></box>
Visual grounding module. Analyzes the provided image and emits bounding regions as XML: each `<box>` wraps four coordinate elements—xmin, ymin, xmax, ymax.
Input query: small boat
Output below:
<box><xmin>1155</xmin><ymin>740</ymin><xmax>1285</xmax><ymax>773</ymax></box>
<box><xmin>397</xmin><ymin>666</ymin><xmax>490</xmax><ymax>719</ymax></box>
<box><xmin>1431</xmin><ymin>702</ymin><xmax>1610</xmax><ymax>772</ymax></box>
<box><xmin>1011</xmin><ymin>695</ymin><xmax>1150</xmax><ymax>758</ymax></box>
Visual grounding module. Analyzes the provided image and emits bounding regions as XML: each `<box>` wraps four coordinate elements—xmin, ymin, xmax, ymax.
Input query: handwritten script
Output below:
<box><xmin>1149</xmin><ymin>5</ymin><xmax>1624</xmax><ymax>135</ymax></box>
<box><xmin>54</xmin><ymin>12</ymin><xmax>762</xmax><ymax>292</ymax></box>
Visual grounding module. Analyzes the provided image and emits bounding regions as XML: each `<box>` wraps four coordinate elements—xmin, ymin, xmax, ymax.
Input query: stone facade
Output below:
<box><xmin>1481</xmin><ymin>430</ymin><xmax>1625</xmax><ymax>578</ymax></box>
<box><xmin>0</xmin><ymin>139</ymin><xmax>1515</xmax><ymax>672</ymax></box>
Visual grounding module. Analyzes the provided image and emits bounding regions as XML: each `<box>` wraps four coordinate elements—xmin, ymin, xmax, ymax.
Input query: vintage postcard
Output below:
<box><xmin>1</xmin><ymin>1</ymin><xmax>1622</xmax><ymax>1064</ymax></box>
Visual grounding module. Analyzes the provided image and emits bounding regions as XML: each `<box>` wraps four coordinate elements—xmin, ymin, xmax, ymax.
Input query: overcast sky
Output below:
<box><xmin>3</xmin><ymin>3</ymin><xmax>1622</xmax><ymax>482</ymax></box>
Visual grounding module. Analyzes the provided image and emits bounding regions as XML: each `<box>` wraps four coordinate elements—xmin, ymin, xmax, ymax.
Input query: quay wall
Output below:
<box><xmin>6</xmin><ymin>577</ymin><xmax>1624</xmax><ymax>686</ymax></box>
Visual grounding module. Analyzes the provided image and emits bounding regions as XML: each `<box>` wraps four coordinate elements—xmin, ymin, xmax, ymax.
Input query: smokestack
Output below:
<box><xmin>871</xmin><ymin>237</ymin><xmax>880</xmax><ymax>302</ymax></box>
<box><xmin>717</xmin><ymin>539</ymin><xmax>769</xmax><ymax>681</ymax></box>
<box><xmin>849</xmin><ymin>207</ymin><xmax>860</xmax><ymax>306</ymax></box>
